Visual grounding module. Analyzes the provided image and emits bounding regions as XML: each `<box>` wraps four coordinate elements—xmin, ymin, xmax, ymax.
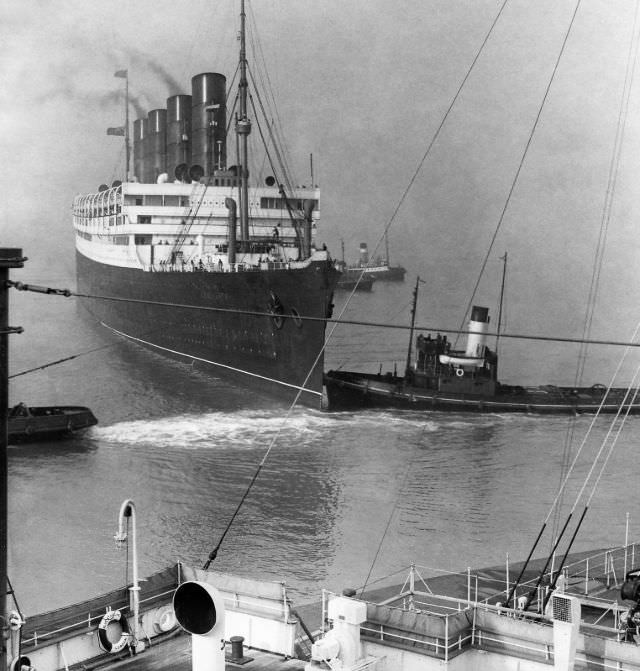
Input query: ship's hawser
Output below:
<box><xmin>73</xmin><ymin>34</ymin><xmax>338</xmax><ymax>407</ymax></box>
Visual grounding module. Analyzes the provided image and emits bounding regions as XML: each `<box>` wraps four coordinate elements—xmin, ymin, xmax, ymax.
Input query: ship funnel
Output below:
<box><xmin>191</xmin><ymin>73</ymin><xmax>227</xmax><ymax>179</ymax></box>
<box><xmin>359</xmin><ymin>243</ymin><xmax>369</xmax><ymax>266</ymax></box>
<box><xmin>133</xmin><ymin>117</ymin><xmax>148</xmax><ymax>183</ymax></box>
<box><xmin>167</xmin><ymin>94</ymin><xmax>192</xmax><ymax>182</ymax></box>
<box><xmin>147</xmin><ymin>109</ymin><xmax>167</xmax><ymax>184</ymax></box>
<box><xmin>173</xmin><ymin>581</ymin><xmax>226</xmax><ymax>671</ymax></box>
<box><xmin>465</xmin><ymin>306</ymin><xmax>490</xmax><ymax>359</ymax></box>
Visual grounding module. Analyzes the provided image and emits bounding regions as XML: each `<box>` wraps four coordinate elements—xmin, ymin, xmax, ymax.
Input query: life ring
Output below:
<box><xmin>153</xmin><ymin>605</ymin><xmax>177</xmax><ymax>633</ymax></box>
<box><xmin>456</xmin><ymin>368</ymin><xmax>465</xmax><ymax>377</ymax></box>
<box><xmin>97</xmin><ymin>609</ymin><xmax>131</xmax><ymax>653</ymax></box>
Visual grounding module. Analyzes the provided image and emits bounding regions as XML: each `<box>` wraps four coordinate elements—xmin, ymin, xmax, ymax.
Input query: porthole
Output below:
<box><xmin>291</xmin><ymin>308</ymin><xmax>303</xmax><ymax>329</ymax></box>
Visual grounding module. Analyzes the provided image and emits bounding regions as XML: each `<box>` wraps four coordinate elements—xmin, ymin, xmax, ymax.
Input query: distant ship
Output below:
<box><xmin>334</xmin><ymin>261</ymin><xmax>374</xmax><ymax>292</ymax></box>
<box><xmin>325</xmin><ymin>279</ymin><xmax>640</xmax><ymax>414</ymax></box>
<box><xmin>72</xmin><ymin>4</ymin><xmax>338</xmax><ymax>407</ymax></box>
<box><xmin>347</xmin><ymin>238</ymin><xmax>406</xmax><ymax>282</ymax></box>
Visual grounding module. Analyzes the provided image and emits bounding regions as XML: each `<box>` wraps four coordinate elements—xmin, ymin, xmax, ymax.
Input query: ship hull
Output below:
<box><xmin>324</xmin><ymin>370</ymin><xmax>640</xmax><ymax>414</ymax></box>
<box><xmin>361</xmin><ymin>265</ymin><xmax>406</xmax><ymax>281</ymax></box>
<box><xmin>77</xmin><ymin>251</ymin><xmax>338</xmax><ymax>407</ymax></box>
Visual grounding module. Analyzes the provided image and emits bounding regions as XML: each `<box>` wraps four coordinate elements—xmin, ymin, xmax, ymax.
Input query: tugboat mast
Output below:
<box><xmin>404</xmin><ymin>276</ymin><xmax>421</xmax><ymax>378</ymax></box>
<box><xmin>237</xmin><ymin>0</ymin><xmax>251</xmax><ymax>243</ymax></box>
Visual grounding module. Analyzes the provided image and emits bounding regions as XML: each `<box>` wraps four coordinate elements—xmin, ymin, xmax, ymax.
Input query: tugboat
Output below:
<box><xmin>324</xmin><ymin>278</ymin><xmax>640</xmax><ymax>414</ymax></box>
<box><xmin>334</xmin><ymin>240</ymin><xmax>374</xmax><ymax>291</ymax></box>
<box><xmin>348</xmin><ymin>239</ymin><xmax>406</xmax><ymax>282</ymax></box>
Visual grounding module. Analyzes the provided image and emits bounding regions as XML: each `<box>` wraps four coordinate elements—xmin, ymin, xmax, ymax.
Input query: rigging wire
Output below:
<box><xmin>202</xmin><ymin>271</ymin><xmax>370</xmax><ymax>568</ymax></box>
<box><xmin>540</xmin><ymin>372</ymin><xmax>640</xmax><ymax>611</ymax></box>
<box><xmin>505</xmin><ymin>320</ymin><xmax>640</xmax><ymax>608</ymax></box>
<box><xmin>10</xmin><ymin>279</ymin><xmax>640</xmax><ymax>345</ymax></box>
<box><xmin>8</xmin><ymin>279</ymin><xmax>640</xmax><ymax>352</ymax></box>
<box><xmin>246</xmin><ymin>3</ymin><xmax>296</xmax><ymax>191</ymax></box>
<box><xmin>352</xmin><ymin>0</ymin><xmax>510</xmax><ymax>297</ymax></box>
<box><xmin>358</xmin><ymin>455</ymin><xmax>420</xmax><ymax>598</ymax></box>
<box><xmin>455</xmin><ymin>0</ymin><xmax>585</xmax><ymax>347</ymax></box>
<box><xmin>551</xmin><ymin>0</ymin><xmax>640</xmax><ymax>548</ymax></box>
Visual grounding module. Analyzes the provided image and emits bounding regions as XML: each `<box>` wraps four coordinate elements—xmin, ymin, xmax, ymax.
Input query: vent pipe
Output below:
<box><xmin>549</xmin><ymin>594</ymin><xmax>580</xmax><ymax>671</ymax></box>
<box><xmin>226</xmin><ymin>198</ymin><xmax>237</xmax><ymax>266</ymax></box>
<box><xmin>173</xmin><ymin>581</ymin><xmax>226</xmax><ymax>671</ymax></box>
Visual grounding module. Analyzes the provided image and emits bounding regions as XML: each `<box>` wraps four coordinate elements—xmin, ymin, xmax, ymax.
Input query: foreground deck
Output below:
<box><xmin>110</xmin><ymin>634</ymin><xmax>306</xmax><ymax>671</ymax></box>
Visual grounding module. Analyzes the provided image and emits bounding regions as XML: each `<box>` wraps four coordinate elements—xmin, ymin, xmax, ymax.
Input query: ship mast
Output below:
<box><xmin>404</xmin><ymin>276</ymin><xmax>421</xmax><ymax>378</ymax></box>
<box><xmin>237</xmin><ymin>0</ymin><xmax>251</xmax><ymax>243</ymax></box>
<box><xmin>495</xmin><ymin>251</ymin><xmax>507</xmax><ymax>355</ymax></box>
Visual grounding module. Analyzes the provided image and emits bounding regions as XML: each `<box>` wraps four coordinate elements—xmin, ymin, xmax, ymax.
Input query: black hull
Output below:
<box><xmin>8</xmin><ymin>406</ymin><xmax>98</xmax><ymax>444</ymax></box>
<box><xmin>336</xmin><ymin>277</ymin><xmax>374</xmax><ymax>291</ymax></box>
<box><xmin>324</xmin><ymin>370</ymin><xmax>640</xmax><ymax>415</ymax></box>
<box><xmin>362</xmin><ymin>266</ymin><xmax>406</xmax><ymax>281</ymax></box>
<box><xmin>76</xmin><ymin>252</ymin><xmax>338</xmax><ymax>407</ymax></box>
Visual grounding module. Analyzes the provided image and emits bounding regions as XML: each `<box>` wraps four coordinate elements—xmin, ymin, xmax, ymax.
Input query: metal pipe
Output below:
<box><xmin>115</xmin><ymin>499</ymin><xmax>144</xmax><ymax>652</ymax></box>
<box><xmin>0</xmin><ymin>248</ymin><xmax>25</xmax><ymax>671</ymax></box>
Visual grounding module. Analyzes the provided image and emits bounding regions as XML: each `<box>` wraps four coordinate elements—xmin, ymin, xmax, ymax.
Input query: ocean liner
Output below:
<box><xmin>72</xmin><ymin>2</ymin><xmax>338</xmax><ymax>407</ymax></box>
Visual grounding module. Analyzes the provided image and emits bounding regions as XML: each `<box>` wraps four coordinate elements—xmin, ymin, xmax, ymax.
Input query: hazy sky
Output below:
<box><xmin>1</xmin><ymin>0</ymin><xmax>639</xmax><ymax>355</ymax></box>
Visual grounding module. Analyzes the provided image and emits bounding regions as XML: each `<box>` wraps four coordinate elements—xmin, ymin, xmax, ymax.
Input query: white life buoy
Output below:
<box><xmin>98</xmin><ymin>609</ymin><xmax>131</xmax><ymax>653</ymax></box>
<box><xmin>153</xmin><ymin>605</ymin><xmax>177</xmax><ymax>633</ymax></box>
<box><xmin>456</xmin><ymin>368</ymin><xmax>465</xmax><ymax>377</ymax></box>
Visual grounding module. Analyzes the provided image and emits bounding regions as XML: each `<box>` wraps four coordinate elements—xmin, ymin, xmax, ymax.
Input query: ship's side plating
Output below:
<box><xmin>75</xmin><ymin>250</ymin><xmax>336</xmax><ymax>405</ymax></box>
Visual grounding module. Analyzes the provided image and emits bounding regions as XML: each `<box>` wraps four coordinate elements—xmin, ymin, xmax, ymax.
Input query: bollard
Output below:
<box><xmin>230</xmin><ymin>635</ymin><xmax>244</xmax><ymax>660</ymax></box>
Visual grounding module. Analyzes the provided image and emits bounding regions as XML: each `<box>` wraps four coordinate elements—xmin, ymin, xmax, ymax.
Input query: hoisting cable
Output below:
<box><xmin>358</xmin><ymin>454</ymin><xmax>421</xmax><ymax>598</ymax></box>
<box><xmin>454</xmin><ymin>0</ymin><xmax>584</xmax><ymax>348</ymax></box>
<box><xmin>8</xmin><ymin>325</ymin><xmax>164</xmax><ymax>379</ymax></box>
<box><xmin>7</xmin><ymin>279</ymin><xmax>640</xmax><ymax>351</ymax></box>
<box><xmin>505</xmin><ymin>320</ymin><xmax>640</xmax><ymax>607</ymax></box>
<box><xmin>540</xmin><ymin>373</ymin><xmax>640</xmax><ymax>611</ymax></box>
<box><xmin>357</xmin><ymin>0</ymin><xmax>510</xmax><ymax>294</ymax></box>
<box><xmin>202</xmin><ymin>264</ymin><xmax>366</xmax><ymax>568</ymax></box>
<box><xmin>552</xmin><ymin>0</ymin><xmax>640</xmax><ymax>549</ymax></box>
<box><xmin>246</xmin><ymin>6</ymin><xmax>296</xmax><ymax>188</ymax></box>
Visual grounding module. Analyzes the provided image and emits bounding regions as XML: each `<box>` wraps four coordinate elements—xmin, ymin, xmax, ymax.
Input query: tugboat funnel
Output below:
<box><xmin>465</xmin><ymin>306</ymin><xmax>490</xmax><ymax>359</ymax></box>
<box><xmin>173</xmin><ymin>581</ymin><xmax>226</xmax><ymax>671</ymax></box>
<box><xmin>359</xmin><ymin>242</ymin><xmax>369</xmax><ymax>266</ymax></box>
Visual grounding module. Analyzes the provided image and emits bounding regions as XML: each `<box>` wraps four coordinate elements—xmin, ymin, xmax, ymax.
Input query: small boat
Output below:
<box><xmin>324</xmin><ymin>278</ymin><xmax>640</xmax><ymax>414</ymax></box>
<box><xmin>334</xmin><ymin>261</ymin><xmax>375</xmax><ymax>291</ymax></box>
<box><xmin>8</xmin><ymin>403</ymin><xmax>98</xmax><ymax>443</ymax></box>
<box><xmin>349</xmin><ymin>239</ymin><xmax>406</xmax><ymax>282</ymax></box>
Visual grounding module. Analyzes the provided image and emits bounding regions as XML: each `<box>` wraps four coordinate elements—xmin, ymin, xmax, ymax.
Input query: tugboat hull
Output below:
<box><xmin>324</xmin><ymin>370</ymin><xmax>640</xmax><ymax>414</ymax></box>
